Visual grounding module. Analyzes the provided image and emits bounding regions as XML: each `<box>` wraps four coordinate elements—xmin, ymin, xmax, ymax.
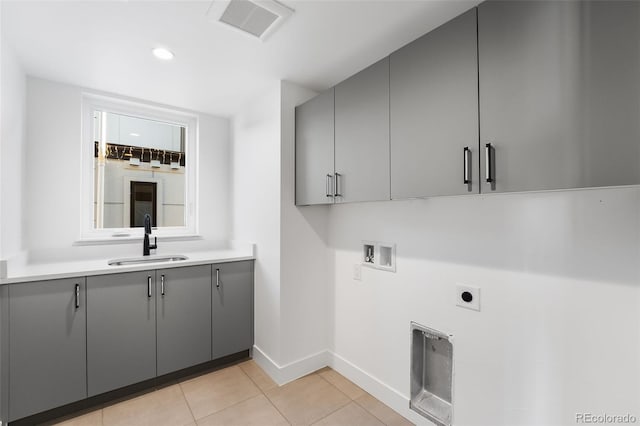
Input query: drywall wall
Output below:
<box><xmin>279</xmin><ymin>81</ymin><xmax>330</xmax><ymax>366</ymax></box>
<box><xmin>231</xmin><ymin>81</ymin><xmax>331</xmax><ymax>378</ymax></box>
<box><xmin>1</xmin><ymin>12</ymin><xmax>27</xmax><ymax>423</ymax></box>
<box><xmin>328</xmin><ymin>187</ymin><xmax>640</xmax><ymax>425</ymax></box>
<box><xmin>24</xmin><ymin>77</ymin><xmax>230</xmax><ymax>250</ymax></box>
<box><xmin>231</xmin><ymin>83</ymin><xmax>283</xmax><ymax>362</ymax></box>
<box><xmin>0</xmin><ymin>35</ymin><xmax>26</xmax><ymax>260</ymax></box>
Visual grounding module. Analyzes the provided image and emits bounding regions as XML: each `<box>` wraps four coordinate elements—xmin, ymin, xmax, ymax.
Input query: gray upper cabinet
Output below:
<box><xmin>212</xmin><ymin>261</ymin><xmax>254</xmax><ymax>359</ymax></box>
<box><xmin>295</xmin><ymin>89</ymin><xmax>335</xmax><ymax>206</ymax></box>
<box><xmin>9</xmin><ymin>278</ymin><xmax>87</xmax><ymax>421</ymax></box>
<box><xmin>335</xmin><ymin>57</ymin><xmax>390</xmax><ymax>203</ymax></box>
<box><xmin>156</xmin><ymin>265</ymin><xmax>212</xmax><ymax>376</ymax></box>
<box><xmin>390</xmin><ymin>9</ymin><xmax>479</xmax><ymax>199</ymax></box>
<box><xmin>87</xmin><ymin>271</ymin><xmax>156</xmax><ymax>396</ymax></box>
<box><xmin>478</xmin><ymin>0</ymin><xmax>640</xmax><ymax>193</ymax></box>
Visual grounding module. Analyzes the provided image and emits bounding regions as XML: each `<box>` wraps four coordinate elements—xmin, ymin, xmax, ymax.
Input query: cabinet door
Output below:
<box><xmin>390</xmin><ymin>9</ymin><xmax>478</xmax><ymax>198</ymax></box>
<box><xmin>479</xmin><ymin>0</ymin><xmax>640</xmax><ymax>193</ymax></box>
<box><xmin>295</xmin><ymin>89</ymin><xmax>335</xmax><ymax>205</ymax></box>
<box><xmin>156</xmin><ymin>265</ymin><xmax>212</xmax><ymax>375</ymax></box>
<box><xmin>212</xmin><ymin>261</ymin><xmax>254</xmax><ymax>359</ymax></box>
<box><xmin>87</xmin><ymin>271</ymin><xmax>156</xmax><ymax>396</ymax></box>
<box><xmin>335</xmin><ymin>57</ymin><xmax>390</xmax><ymax>203</ymax></box>
<box><xmin>9</xmin><ymin>278</ymin><xmax>87</xmax><ymax>421</ymax></box>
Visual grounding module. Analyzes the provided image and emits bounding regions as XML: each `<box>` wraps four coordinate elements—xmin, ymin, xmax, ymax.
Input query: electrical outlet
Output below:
<box><xmin>456</xmin><ymin>284</ymin><xmax>480</xmax><ymax>311</ymax></box>
<box><xmin>353</xmin><ymin>264</ymin><xmax>362</xmax><ymax>281</ymax></box>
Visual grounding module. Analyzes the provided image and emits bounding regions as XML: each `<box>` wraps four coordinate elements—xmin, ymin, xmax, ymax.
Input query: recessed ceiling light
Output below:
<box><xmin>152</xmin><ymin>47</ymin><xmax>174</xmax><ymax>61</ymax></box>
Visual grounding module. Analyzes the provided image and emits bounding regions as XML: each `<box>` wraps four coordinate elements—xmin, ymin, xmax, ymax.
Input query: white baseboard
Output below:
<box><xmin>251</xmin><ymin>346</ymin><xmax>431</xmax><ymax>425</ymax></box>
<box><xmin>252</xmin><ymin>345</ymin><xmax>329</xmax><ymax>386</ymax></box>
<box><xmin>327</xmin><ymin>351</ymin><xmax>432</xmax><ymax>425</ymax></box>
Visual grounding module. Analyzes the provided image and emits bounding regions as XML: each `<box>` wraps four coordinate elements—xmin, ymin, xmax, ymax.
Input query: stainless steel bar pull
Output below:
<box><xmin>161</xmin><ymin>274</ymin><xmax>165</xmax><ymax>296</ymax></box>
<box><xmin>147</xmin><ymin>276</ymin><xmax>152</xmax><ymax>298</ymax></box>
<box><xmin>325</xmin><ymin>174</ymin><xmax>334</xmax><ymax>198</ymax></box>
<box><xmin>485</xmin><ymin>143</ymin><xmax>494</xmax><ymax>183</ymax></box>
<box><xmin>75</xmin><ymin>284</ymin><xmax>80</xmax><ymax>309</ymax></box>
<box><xmin>463</xmin><ymin>147</ymin><xmax>471</xmax><ymax>184</ymax></box>
<box><xmin>334</xmin><ymin>172</ymin><xmax>342</xmax><ymax>197</ymax></box>
<box><xmin>216</xmin><ymin>268</ymin><xmax>220</xmax><ymax>288</ymax></box>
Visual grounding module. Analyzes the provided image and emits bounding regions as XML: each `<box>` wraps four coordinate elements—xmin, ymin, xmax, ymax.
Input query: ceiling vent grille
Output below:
<box><xmin>207</xmin><ymin>0</ymin><xmax>294</xmax><ymax>41</ymax></box>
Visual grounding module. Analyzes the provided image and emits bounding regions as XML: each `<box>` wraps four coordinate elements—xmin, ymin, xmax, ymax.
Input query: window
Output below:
<box><xmin>80</xmin><ymin>94</ymin><xmax>198</xmax><ymax>241</ymax></box>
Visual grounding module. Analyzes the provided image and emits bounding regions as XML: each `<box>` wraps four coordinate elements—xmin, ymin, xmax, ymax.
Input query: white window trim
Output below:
<box><xmin>80</xmin><ymin>93</ymin><xmax>199</xmax><ymax>242</ymax></box>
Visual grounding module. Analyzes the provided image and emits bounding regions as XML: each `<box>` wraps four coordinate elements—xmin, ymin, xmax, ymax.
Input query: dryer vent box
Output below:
<box><xmin>410</xmin><ymin>322</ymin><xmax>453</xmax><ymax>426</ymax></box>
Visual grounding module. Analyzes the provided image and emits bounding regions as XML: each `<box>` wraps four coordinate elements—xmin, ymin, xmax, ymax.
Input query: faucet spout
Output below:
<box><xmin>144</xmin><ymin>213</ymin><xmax>152</xmax><ymax>235</ymax></box>
<box><xmin>143</xmin><ymin>214</ymin><xmax>157</xmax><ymax>256</ymax></box>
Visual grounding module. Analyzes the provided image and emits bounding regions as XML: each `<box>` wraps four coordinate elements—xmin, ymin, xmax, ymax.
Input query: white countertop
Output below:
<box><xmin>0</xmin><ymin>245</ymin><xmax>255</xmax><ymax>285</ymax></box>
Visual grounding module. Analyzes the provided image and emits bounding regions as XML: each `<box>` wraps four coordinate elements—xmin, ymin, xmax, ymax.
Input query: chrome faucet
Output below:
<box><xmin>143</xmin><ymin>214</ymin><xmax>157</xmax><ymax>256</ymax></box>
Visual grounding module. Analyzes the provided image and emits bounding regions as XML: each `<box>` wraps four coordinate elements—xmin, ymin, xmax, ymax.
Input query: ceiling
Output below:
<box><xmin>2</xmin><ymin>0</ymin><xmax>478</xmax><ymax>117</ymax></box>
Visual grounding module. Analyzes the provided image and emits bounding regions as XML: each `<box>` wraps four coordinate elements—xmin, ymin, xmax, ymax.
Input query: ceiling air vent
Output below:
<box><xmin>207</xmin><ymin>0</ymin><xmax>294</xmax><ymax>41</ymax></box>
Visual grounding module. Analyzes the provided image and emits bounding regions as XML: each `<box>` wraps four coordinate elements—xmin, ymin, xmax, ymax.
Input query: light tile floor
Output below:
<box><xmin>53</xmin><ymin>362</ymin><xmax>414</xmax><ymax>426</ymax></box>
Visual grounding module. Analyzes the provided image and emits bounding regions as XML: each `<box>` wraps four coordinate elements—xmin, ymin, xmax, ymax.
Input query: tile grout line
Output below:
<box><xmin>177</xmin><ymin>382</ymin><xmax>198</xmax><ymax>425</ymax></box>
<box><xmin>238</xmin><ymin>363</ymin><xmax>292</xmax><ymax>425</ymax></box>
<box><xmin>186</xmin><ymin>365</ymin><xmax>274</xmax><ymax>424</ymax></box>
<box><xmin>306</xmin><ymin>372</ymin><xmax>353</xmax><ymax>425</ymax></box>
<box><xmin>352</xmin><ymin>396</ymin><xmax>407</xmax><ymax>426</ymax></box>
<box><xmin>261</xmin><ymin>389</ymin><xmax>293</xmax><ymax>426</ymax></box>
<box><xmin>319</xmin><ymin>371</ymin><xmax>406</xmax><ymax>426</ymax></box>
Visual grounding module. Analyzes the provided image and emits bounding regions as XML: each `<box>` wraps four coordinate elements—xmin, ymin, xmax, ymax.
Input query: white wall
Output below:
<box><xmin>0</xmin><ymin>33</ymin><xmax>26</xmax><ymax>260</ymax></box>
<box><xmin>232</xmin><ymin>83</ymin><xmax>283</xmax><ymax>362</ymax></box>
<box><xmin>279</xmin><ymin>82</ymin><xmax>330</xmax><ymax>366</ymax></box>
<box><xmin>328</xmin><ymin>187</ymin><xmax>640</xmax><ymax>425</ymax></box>
<box><xmin>231</xmin><ymin>81</ymin><xmax>331</xmax><ymax>379</ymax></box>
<box><xmin>25</xmin><ymin>77</ymin><xmax>230</xmax><ymax>250</ymax></box>
<box><xmin>0</xmin><ymin>10</ymin><xmax>27</xmax><ymax>423</ymax></box>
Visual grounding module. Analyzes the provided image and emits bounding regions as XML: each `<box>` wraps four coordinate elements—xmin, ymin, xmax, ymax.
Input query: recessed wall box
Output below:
<box><xmin>410</xmin><ymin>322</ymin><xmax>453</xmax><ymax>426</ymax></box>
<box><xmin>363</xmin><ymin>242</ymin><xmax>375</xmax><ymax>264</ymax></box>
<box><xmin>361</xmin><ymin>241</ymin><xmax>396</xmax><ymax>272</ymax></box>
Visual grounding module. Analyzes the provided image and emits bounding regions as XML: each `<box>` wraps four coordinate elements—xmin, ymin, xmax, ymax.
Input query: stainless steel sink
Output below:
<box><xmin>108</xmin><ymin>255</ymin><xmax>188</xmax><ymax>266</ymax></box>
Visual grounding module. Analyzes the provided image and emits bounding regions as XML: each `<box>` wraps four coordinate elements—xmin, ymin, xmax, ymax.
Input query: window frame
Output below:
<box><xmin>80</xmin><ymin>93</ymin><xmax>199</xmax><ymax>242</ymax></box>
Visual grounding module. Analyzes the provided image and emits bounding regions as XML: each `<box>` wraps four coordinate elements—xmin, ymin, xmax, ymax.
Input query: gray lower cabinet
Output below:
<box><xmin>295</xmin><ymin>89</ymin><xmax>335</xmax><ymax>206</ymax></box>
<box><xmin>8</xmin><ymin>278</ymin><xmax>87</xmax><ymax>421</ymax></box>
<box><xmin>87</xmin><ymin>271</ymin><xmax>156</xmax><ymax>397</ymax></box>
<box><xmin>212</xmin><ymin>261</ymin><xmax>254</xmax><ymax>359</ymax></box>
<box><xmin>390</xmin><ymin>9</ymin><xmax>479</xmax><ymax>198</ymax></box>
<box><xmin>2</xmin><ymin>260</ymin><xmax>253</xmax><ymax>421</ymax></box>
<box><xmin>156</xmin><ymin>265</ymin><xmax>212</xmax><ymax>375</ymax></box>
<box><xmin>334</xmin><ymin>57</ymin><xmax>390</xmax><ymax>203</ymax></box>
<box><xmin>478</xmin><ymin>0</ymin><xmax>640</xmax><ymax>193</ymax></box>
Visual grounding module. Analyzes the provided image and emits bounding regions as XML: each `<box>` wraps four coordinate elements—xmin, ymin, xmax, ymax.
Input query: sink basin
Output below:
<box><xmin>108</xmin><ymin>255</ymin><xmax>188</xmax><ymax>266</ymax></box>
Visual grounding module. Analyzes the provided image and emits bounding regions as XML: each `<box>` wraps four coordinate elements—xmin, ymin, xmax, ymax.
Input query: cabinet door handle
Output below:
<box><xmin>147</xmin><ymin>276</ymin><xmax>152</xmax><ymax>298</ymax></box>
<box><xmin>216</xmin><ymin>268</ymin><xmax>220</xmax><ymax>289</ymax></box>
<box><xmin>334</xmin><ymin>172</ymin><xmax>342</xmax><ymax>197</ymax></box>
<box><xmin>161</xmin><ymin>274</ymin><xmax>165</xmax><ymax>296</ymax></box>
<box><xmin>75</xmin><ymin>284</ymin><xmax>80</xmax><ymax>309</ymax></box>
<box><xmin>485</xmin><ymin>143</ymin><xmax>494</xmax><ymax>183</ymax></box>
<box><xmin>325</xmin><ymin>174</ymin><xmax>334</xmax><ymax>198</ymax></box>
<box><xmin>463</xmin><ymin>147</ymin><xmax>471</xmax><ymax>184</ymax></box>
